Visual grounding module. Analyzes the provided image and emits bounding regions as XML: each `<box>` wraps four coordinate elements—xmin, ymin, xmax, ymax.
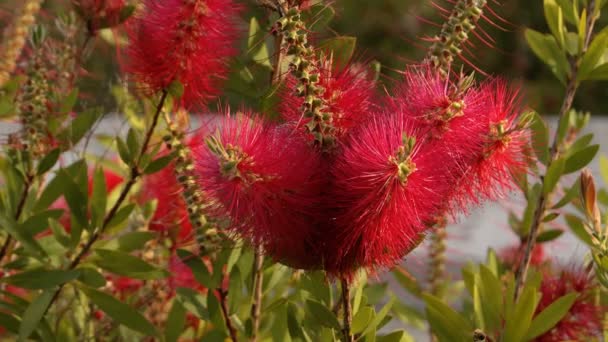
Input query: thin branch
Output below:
<box><xmin>43</xmin><ymin>90</ymin><xmax>168</xmax><ymax>314</ymax></box>
<box><xmin>218</xmin><ymin>288</ymin><xmax>239</xmax><ymax>342</ymax></box>
<box><xmin>513</xmin><ymin>0</ymin><xmax>597</xmax><ymax>300</ymax></box>
<box><xmin>250</xmin><ymin>245</ymin><xmax>264</xmax><ymax>341</ymax></box>
<box><xmin>340</xmin><ymin>277</ymin><xmax>354</xmax><ymax>342</ymax></box>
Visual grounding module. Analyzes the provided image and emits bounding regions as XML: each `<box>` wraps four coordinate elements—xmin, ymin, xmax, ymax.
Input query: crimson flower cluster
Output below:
<box><xmin>127</xmin><ymin>1</ymin><xmax>531</xmax><ymax>277</ymax></box>
<box><xmin>186</xmin><ymin>66</ymin><xmax>530</xmax><ymax>277</ymax></box>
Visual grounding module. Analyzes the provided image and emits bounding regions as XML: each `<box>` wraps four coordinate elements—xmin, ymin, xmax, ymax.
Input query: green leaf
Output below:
<box><xmin>525</xmin><ymin>29</ymin><xmax>569</xmax><ymax>83</ymax></box>
<box><xmin>247</xmin><ymin>17</ymin><xmax>272</xmax><ymax>69</ymax></box>
<box><xmin>555</xmin><ymin>0</ymin><xmax>578</xmax><ymax>24</ymax></box>
<box><xmin>81</xmin><ymin>286</ymin><xmax>158</xmax><ymax>336</ymax></box>
<box><xmin>206</xmin><ymin>290</ymin><xmax>223</xmax><ymax>328</ymax></box>
<box><xmin>317</xmin><ymin>36</ymin><xmax>357</xmax><ymax>69</ymax></box>
<box><xmin>227</xmin><ymin>267</ymin><xmax>242</xmax><ymax>313</ymax></box>
<box><xmin>503</xmin><ymin>286</ymin><xmax>539</xmax><ymax>342</ymax></box>
<box><xmin>585</xmin><ymin>63</ymin><xmax>608</xmax><ymax>80</ymax></box>
<box><xmin>544</xmin><ymin>158</ymin><xmax>565</xmax><ymax>194</ymax></box>
<box><xmin>601</xmin><ymin>155</ymin><xmax>608</xmax><ymax>185</ymax></box>
<box><xmin>2</xmin><ymin>269</ymin><xmax>80</xmax><ymax>289</ymax></box>
<box><xmin>362</xmin><ymin>296</ymin><xmax>396</xmax><ymax>337</ymax></box>
<box><xmin>57</xmin><ymin>169</ymin><xmax>88</xmax><ymax>229</ymax></box>
<box><xmin>392</xmin><ymin>267</ymin><xmax>423</xmax><ymax>297</ymax></box>
<box><xmin>563</xmin><ymin>144</ymin><xmax>599</xmax><ymax>174</ymax></box>
<box><xmin>578</xmin><ymin>28</ymin><xmax>608</xmax><ymax>81</ymax></box>
<box><xmin>542</xmin><ymin>212</ymin><xmax>560</xmax><ymax>223</ymax></box>
<box><xmin>126</xmin><ymin>128</ymin><xmax>141</xmax><ymax>162</ymax></box>
<box><xmin>0</xmin><ymin>214</ymin><xmax>47</xmax><ymax>259</ymax></box>
<box><xmin>536</xmin><ymin>229</ymin><xmax>564</xmax><ymax>242</ymax></box>
<box><xmin>18</xmin><ymin>289</ymin><xmax>54</xmax><ymax>341</ymax></box>
<box><xmin>308</xmin><ymin>4</ymin><xmax>335</xmax><ymax>31</ymax></box>
<box><xmin>530</xmin><ymin>112</ymin><xmax>550</xmax><ymax>164</ymax></box>
<box><xmin>90</xmin><ymin>167</ymin><xmax>107</xmax><ymax>229</ymax></box>
<box><xmin>423</xmin><ymin>293</ymin><xmax>471</xmax><ymax>342</ymax></box>
<box><xmin>352</xmin><ymin>306</ymin><xmax>374</xmax><ymax>334</ymax></box>
<box><xmin>176</xmin><ymin>249</ymin><xmax>216</xmax><ymax>288</ymax></box>
<box><xmin>306</xmin><ymin>299</ymin><xmax>341</xmax><ymax>331</ymax></box>
<box><xmin>100</xmin><ymin>231</ymin><xmax>156</xmax><ymax>252</ymax></box>
<box><xmin>566</xmin><ymin>133</ymin><xmax>593</xmax><ymax>157</ymax></box>
<box><xmin>144</xmin><ymin>154</ymin><xmax>174</xmax><ymax>175</ymax></box>
<box><xmin>36</xmin><ymin>148</ymin><xmax>60</xmax><ymax>176</ymax></box>
<box><xmin>116</xmin><ymin>136</ymin><xmax>131</xmax><ymax>165</ymax></box>
<box><xmin>556</xmin><ymin>109</ymin><xmax>572</xmax><ymax>146</ymax></box>
<box><xmin>77</xmin><ymin>267</ymin><xmax>106</xmax><ymax>288</ymax></box>
<box><xmin>94</xmin><ymin>249</ymin><xmax>167</xmax><ymax>280</ymax></box>
<box><xmin>565</xmin><ymin>214</ymin><xmax>592</xmax><ymax>245</ymax></box>
<box><xmin>59</xmin><ymin>88</ymin><xmax>79</xmax><ymax>115</ymax></box>
<box><xmin>58</xmin><ymin>108</ymin><xmax>103</xmax><ymax>150</ymax></box>
<box><xmin>477</xmin><ymin>265</ymin><xmax>503</xmax><ymax>331</ymax></box>
<box><xmin>525</xmin><ymin>292</ymin><xmax>577</xmax><ymax>340</ymax></box>
<box><xmin>552</xmin><ymin>177</ymin><xmax>580</xmax><ymax>209</ymax></box>
<box><xmin>164</xmin><ymin>300</ymin><xmax>187</xmax><ymax>342</ymax></box>
<box><xmin>175</xmin><ymin>288</ymin><xmax>208</xmax><ymax>320</ymax></box>
<box><xmin>544</xmin><ymin>0</ymin><xmax>565</xmax><ymax>47</ymax></box>
<box><xmin>105</xmin><ymin>203</ymin><xmax>136</xmax><ymax>229</ymax></box>
<box><xmin>21</xmin><ymin>209</ymin><xmax>63</xmax><ymax>236</ymax></box>
<box><xmin>377</xmin><ymin>330</ymin><xmax>414</xmax><ymax>342</ymax></box>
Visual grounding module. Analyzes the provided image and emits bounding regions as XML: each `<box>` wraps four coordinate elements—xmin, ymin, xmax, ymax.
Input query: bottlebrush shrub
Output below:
<box><xmin>125</xmin><ymin>0</ymin><xmax>240</xmax><ymax>108</ymax></box>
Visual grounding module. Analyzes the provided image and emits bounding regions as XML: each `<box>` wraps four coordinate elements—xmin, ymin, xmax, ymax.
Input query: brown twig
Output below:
<box><xmin>217</xmin><ymin>288</ymin><xmax>239</xmax><ymax>342</ymax></box>
<box><xmin>340</xmin><ymin>277</ymin><xmax>354</xmax><ymax>342</ymax></box>
<box><xmin>250</xmin><ymin>245</ymin><xmax>264</xmax><ymax>341</ymax></box>
<box><xmin>513</xmin><ymin>0</ymin><xmax>598</xmax><ymax>300</ymax></box>
<box><xmin>41</xmin><ymin>90</ymin><xmax>168</xmax><ymax>317</ymax></box>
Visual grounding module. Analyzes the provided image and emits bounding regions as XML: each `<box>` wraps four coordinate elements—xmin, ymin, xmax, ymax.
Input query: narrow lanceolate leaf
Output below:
<box><xmin>525</xmin><ymin>293</ymin><xmax>578</xmax><ymax>340</ymax></box>
<box><xmin>423</xmin><ymin>293</ymin><xmax>472</xmax><ymax>342</ymax></box>
<box><xmin>524</xmin><ymin>29</ymin><xmax>569</xmax><ymax>83</ymax></box>
<box><xmin>164</xmin><ymin>300</ymin><xmax>187</xmax><ymax>342</ymax></box>
<box><xmin>19</xmin><ymin>290</ymin><xmax>54</xmax><ymax>341</ymax></box>
<box><xmin>530</xmin><ymin>112</ymin><xmax>550</xmax><ymax>164</ymax></box>
<box><xmin>536</xmin><ymin>229</ymin><xmax>564</xmax><ymax>243</ymax></box>
<box><xmin>90</xmin><ymin>167</ymin><xmax>107</xmax><ymax>229</ymax></box>
<box><xmin>503</xmin><ymin>286</ymin><xmax>539</xmax><ymax>342</ymax></box>
<box><xmin>36</xmin><ymin>148</ymin><xmax>60</xmax><ymax>176</ymax></box>
<box><xmin>1</xmin><ymin>269</ymin><xmax>80</xmax><ymax>289</ymax></box>
<box><xmin>306</xmin><ymin>300</ymin><xmax>342</xmax><ymax>331</ymax></box>
<box><xmin>563</xmin><ymin>145</ymin><xmax>599</xmax><ymax>174</ymax></box>
<box><xmin>578</xmin><ymin>27</ymin><xmax>608</xmax><ymax>80</ymax></box>
<box><xmin>544</xmin><ymin>158</ymin><xmax>565</xmax><ymax>194</ymax></box>
<box><xmin>81</xmin><ymin>287</ymin><xmax>158</xmax><ymax>337</ymax></box>
<box><xmin>93</xmin><ymin>249</ymin><xmax>167</xmax><ymax>280</ymax></box>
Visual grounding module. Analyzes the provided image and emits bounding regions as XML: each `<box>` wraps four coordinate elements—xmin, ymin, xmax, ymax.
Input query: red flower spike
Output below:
<box><xmin>535</xmin><ymin>266</ymin><xmax>604</xmax><ymax>342</ymax></box>
<box><xmin>324</xmin><ymin>109</ymin><xmax>454</xmax><ymax>276</ymax></box>
<box><xmin>168</xmin><ymin>254</ymin><xmax>205</xmax><ymax>292</ymax></box>
<box><xmin>451</xmin><ymin>79</ymin><xmax>530</xmax><ymax>203</ymax></box>
<box><xmin>280</xmin><ymin>58</ymin><xmax>377</xmax><ymax>142</ymax></box>
<box><xmin>194</xmin><ymin>113</ymin><xmax>323</xmax><ymax>269</ymax></box>
<box><xmin>126</xmin><ymin>0</ymin><xmax>240</xmax><ymax>108</ymax></box>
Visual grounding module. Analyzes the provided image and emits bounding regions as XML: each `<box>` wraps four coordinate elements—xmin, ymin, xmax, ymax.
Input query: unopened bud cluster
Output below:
<box><xmin>0</xmin><ymin>0</ymin><xmax>43</xmax><ymax>87</ymax></box>
<box><xmin>18</xmin><ymin>44</ymin><xmax>52</xmax><ymax>158</ymax></box>
<box><xmin>274</xmin><ymin>7</ymin><xmax>336</xmax><ymax>148</ymax></box>
<box><xmin>427</xmin><ymin>0</ymin><xmax>487</xmax><ymax>77</ymax></box>
<box><xmin>163</xmin><ymin>124</ymin><xmax>215</xmax><ymax>250</ymax></box>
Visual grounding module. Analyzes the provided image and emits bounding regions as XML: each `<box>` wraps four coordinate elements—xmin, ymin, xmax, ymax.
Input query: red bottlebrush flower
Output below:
<box><xmin>499</xmin><ymin>243</ymin><xmax>545</xmax><ymax>270</ymax></box>
<box><xmin>534</xmin><ymin>266</ymin><xmax>604</xmax><ymax>342</ymax></box>
<box><xmin>73</xmin><ymin>0</ymin><xmax>128</xmax><ymax>33</ymax></box>
<box><xmin>452</xmin><ymin>80</ymin><xmax>530</xmax><ymax>202</ymax></box>
<box><xmin>109</xmin><ymin>275</ymin><xmax>143</xmax><ymax>299</ymax></box>
<box><xmin>324</xmin><ymin>109</ymin><xmax>453</xmax><ymax>276</ymax></box>
<box><xmin>141</xmin><ymin>153</ymin><xmax>193</xmax><ymax>245</ymax></box>
<box><xmin>280</xmin><ymin>58</ymin><xmax>377</xmax><ymax>142</ymax></box>
<box><xmin>194</xmin><ymin>113</ymin><xmax>323</xmax><ymax>269</ymax></box>
<box><xmin>126</xmin><ymin>0</ymin><xmax>240</xmax><ymax>108</ymax></box>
